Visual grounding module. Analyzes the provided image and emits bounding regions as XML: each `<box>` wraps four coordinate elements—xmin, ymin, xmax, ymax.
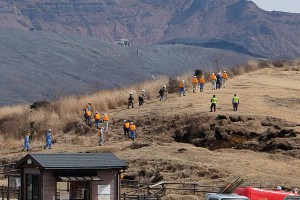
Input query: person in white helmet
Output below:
<box><xmin>179</xmin><ymin>80</ymin><xmax>186</xmax><ymax>96</ymax></box>
<box><xmin>98</xmin><ymin>127</ymin><xmax>105</xmax><ymax>146</ymax></box>
<box><xmin>138</xmin><ymin>89</ymin><xmax>146</xmax><ymax>106</ymax></box>
<box><xmin>210</xmin><ymin>73</ymin><xmax>217</xmax><ymax>90</ymax></box>
<box><xmin>158</xmin><ymin>86</ymin><xmax>167</xmax><ymax>101</ymax></box>
<box><xmin>43</xmin><ymin>129</ymin><xmax>52</xmax><ymax>150</ymax></box>
<box><xmin>222</xmin><ymin>71</ymin><xmax>228</xmax><ymax>88</ymax></box>
<box><xmin>128</xmin><ymin>92</ymin><xmax>134</xmax><ymax>109</ymax></box>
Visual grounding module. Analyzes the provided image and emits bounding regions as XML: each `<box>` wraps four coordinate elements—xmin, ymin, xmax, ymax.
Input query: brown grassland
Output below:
<box><xmin>0</xmin><ymin>59</ymin><xmax>300</xmax><ymax>199</ymax></box>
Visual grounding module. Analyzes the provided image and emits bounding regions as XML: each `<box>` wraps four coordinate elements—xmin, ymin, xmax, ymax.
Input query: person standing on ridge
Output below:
<box><xmin>222</xmin><ymin>71</ymin><xmax>228</xmax><ymax>88</ymax></box>
<box><xmin>103</xmin><ymin>113</ymin><xmax>109</xmax><ymax>130</ymax></box>
<box><xmin>22</xmin><ymin>132</ymin><xmax>30</xmax><ymax>152</ymax></box>
<box><xmin>94</xmin><ymin>111</ymin><xmax>100</xmax><ymax>129</ymax></box>
<box><xmin>84</xmin><ymin>109</ymin><xmax>92</xmax><ymax>125</ymax></box>
<box><xmin>210</xmin><ymin>95</ymin><xmax>217</xmax><ymax>112</ymax></box>
<box><xmin>199</xmin><ymin>75</ymin><xmax>205</xmax><ymax>92</ymax></box>
<box><xmin>210</xmin><ymin>73</ymin><xmax>217</xmax><ymax>90</ymax></box>
<box><xmin>192</xmin><ymin>76</ymin><xmax>198</xmax><ymax>93</ymax></box>
<box><xmin>98</xmin><ymin>127</ymin><xmax>105</xmax><ymax>146</ymax></box>
<box><xmin>123</xmin><ymin>120</ymin><xmax>130</xmax><ymax>138</ymax></box>
<box><xmin>232</xmin><ymin>94</ymin><xmax>239</xmax><ymax>111</ymax></box>
<box><xmin>179</xmin><ymin>80</ymin><xmax>186</xmax><ymax>96</ymax></box>
<box><xmin>43</xmin><ymin>129</ymin><xmax>52</xmax><ymax>150</ymax></box>
<box><xmin>128</xmin><ymin>92</ymin><xmax>134</xmax><ymax>109</ymax></box>
<box><xmin>138</xmin><ymin>89</ymin><xmax>146</xmax><ymax>106</ymax></box>
<box><xmin>83</xmin><ymin>102</ymin><xmax>92</xmax><ymax>111</ymax></box>
<box><xmin>129</xmin><ymin>122</ymin><xmax>136</xmax><ymax>141</ymax></box>
<box><xmin>159</xmin><ymin>86</ymin><xmax>167</xmax><ymax>101</ymax></box>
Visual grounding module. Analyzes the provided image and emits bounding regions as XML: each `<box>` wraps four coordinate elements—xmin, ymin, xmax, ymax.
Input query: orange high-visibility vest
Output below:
<box><xmin>86</xmin><ymin>110</ymin><xmax>91</xmax><ymax>117</ymax></box>
<box><xmin>211</xmin><ymin>75</ymin><xmax>216</xmax><ymax>80</ymax></box>
<box><xmin>222</xmin><ymin>73</ymin><xmax>228</xmax><ymax>79</ymax></box>
<box><xmin>94</xmin><ymin>114</ymin><xmax>100</xmax><ymax>120</ymax></box>
<box><xmin>200</xmin><ymin>78</ymin><xmax>205</xmax><ymax>84</ymax></box>
<box><xmin>125</xmin><ymin>122</ymin><xmax>130</xmax><ymax>128</ymax></box>
<box><xmin>103</xmin><ymin>115</ymin><xmax>109</xmax><ymax>121</ymax></box>
<box><xmin>192</xmin><ymin>77</ymin><xmax>198</xmax><ymax>84</ymax></box>
<box><xmin>179</xmin><ymin>82</ymin><xmax>184</xmax><ymax>87</ymax></box>
<box><xmin>130</xmin><ymin>124</ymin><xmax>136</xmax><ymax>131</ymax></box>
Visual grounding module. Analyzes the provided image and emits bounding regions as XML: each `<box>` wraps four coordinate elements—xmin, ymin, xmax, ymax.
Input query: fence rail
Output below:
<box><xmin>0</xmin><ymin>186</ymin><xmax>20</xmax><ymax>200</ymax></box>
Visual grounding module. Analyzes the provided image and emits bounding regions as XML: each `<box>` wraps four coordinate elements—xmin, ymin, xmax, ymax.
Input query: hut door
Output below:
<box><xmin>26</xmin><ymin>174</ymin><xmax>40</xmax><ymax>200</ymax></box>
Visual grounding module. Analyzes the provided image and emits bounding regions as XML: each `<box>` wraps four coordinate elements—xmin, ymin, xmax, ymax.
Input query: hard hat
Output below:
<box><xmin>163</xmin><ymin>85</ymin><xmax>166</xmax><ymax>88</ymax></box>
<box><xmin>182</xmin><ymin>80</ymin><xmax>185</xmax><ymax>82</ymax></box>
<box><xmin>101</xmin><ymin>127</ymin><xmax>105</xmax><ymax>130</ymax></box>
<box><xmin>124</xmin><ymin>120</ymin><xmax>127</xmax><ymax>122</ymax></box>
<box><xmin>27</xmin><ymin>132</ymin><xmax>30</xmax><ymax>135</ymax></box>
<box><xmin>130</xmin><ymin>122</ymin><xmax>133</xmax><ymax>124</ymax></box>
<box><xmin>194</xmin><ymin>76</ymin><xmax>196</xmax><ymax>78</ymax></box>
<box><xmin>130</xmin><ymin>92</ymin><xmax>132</xmax><ymax>95</ymax></box>
<box><xmin>95</xmin><ymin>111</ymin><xmax>98</xmax><ymax>113</ymax></box>
<box><xmin>104</xmin><ymin>113</ymin><xmax>107</xmax><ymax>115</ymax></box>
<box><xmin>224</xmin><ymin>71</ymin><xmax>226</xmax><ymax>72</ymax></box>
<box><xmin>142</xmin><ymin>89</ymin><xmax>145</xmax><ymax>92</ymax></box>
<box><xmin>48</xmin><ymin>129</ymin><xmax>51</xmax><ymax>132</ymax></box>
<box><xmin>212</xmin><ymin>73</ymin><xmax>214</xmax><ymax>74</ymax></box>
<box><xmin>277</xmin><ymin>186</ymin><xmax>282</xmax><ymax>190</ymax></box>
<box><xmin>88</xmin><ymin>102</ymin><xmax>92</xmax><ymax>104</ymax></box>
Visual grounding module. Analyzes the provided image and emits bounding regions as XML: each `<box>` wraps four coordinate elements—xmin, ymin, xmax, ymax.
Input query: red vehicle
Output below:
<box><xmin>235</xmin><ymin>187</ymin><xmax>299</xmax><ymax>200</ymax></box>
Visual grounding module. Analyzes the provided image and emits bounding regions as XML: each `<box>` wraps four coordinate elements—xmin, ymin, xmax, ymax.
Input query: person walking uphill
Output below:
<box><xmin>103</xmin><ymin>113</ymin><xmax>109</xmax><ymax>130</ymax></box>
<box><xmin>43</xmin><ymin>129</ymin><xmax>52</xmax><ymax>150</ymax></box>
<box><xmin>123</xmin><ymin>120</ymin><xmax>130</xmax><ymax>139</ymax></box>
<box><xmin>222</xmin><ymin>71</ymin><xmax>228</xmax><ymax>88</ymax></box>
<box><xmin>98</xmin><ymin>127</ymin><xmax>105</xmax><ymax>146</ymax></box>
<box><xmin>211</xmin><ymin>73</ymin><xmax>217</xmax><ymax>90</ymax></box>
<box><xmin>232</xmin><ymin>94</ymin><xmax>239</xmax><ymax>111</ymax></box>
<box><xmin>128</xmin><ymin>93</ymin><xmax>134</xmax><ymax>109</ymax></box>
<box><xmin>210</xmin><ymin>95</ymin><xmax>217</xmax><ymax>112</ymax></box>
<box><xmin>192</xmin><ymin>76</ymin><xmax>198</xmax><ymax>93</ymax></box>
<box><xmin>138</xmin><ymin>89</ymin><xmax>146</xmax><ymax>106</ymax></box>
<box><xmin>94</xmin><ymin>111</ymin><xmax>100</xmax><ymax>128</ymax></box>
<box><xmin>129</xmin><ymin>122</ymin><xmax>136</xmax><ymax>141</ymax></box>
<box><xmin>179</xmin><ymin>80</ymin><xmax>186</xmax><ymax>96</ymax></box>
<box><xmin>199</xmin><ymin>75</ymin><xmax>205</xmax><ymax>92</ymax></box>
<box><xmin>159</xmin><ymin>86</ymin><xmax>167</xmax><ymax>101</ymax></box>
<box><xmin>216</xmin><ymin>73</ymin><xmax>222</xmax><ymax>89</ymax></box>
<box><xmin>22</xmin><ymin>132</ymin><xmax>30</xmax><ymax>152</ymax></box>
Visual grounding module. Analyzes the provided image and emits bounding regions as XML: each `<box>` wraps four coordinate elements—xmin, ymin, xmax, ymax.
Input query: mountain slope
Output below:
<box><xmin>0</xmin><ymin>0</ymin><xmax>299</xmax><ymax>58</ymax></box>
<box><xmin>0</xmin><ymin>28</ymin><xmax>252</xmax><ymax>105</ymax></box>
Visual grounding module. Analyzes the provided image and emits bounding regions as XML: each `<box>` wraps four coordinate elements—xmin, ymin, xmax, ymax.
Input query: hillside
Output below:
<box><xmin>0</xmin><ymin>63</ymin><xmax>300</xmax><ymax>197</ymax></box>
<box><xmin>0</xmin><ymin>0</ymin><xmax>299</xmax><ymax>58</ymax></box>
<box><xmin>0</xmin><ymin>28</ymin><xmax>252</xmax><ymax>105</ymax></box>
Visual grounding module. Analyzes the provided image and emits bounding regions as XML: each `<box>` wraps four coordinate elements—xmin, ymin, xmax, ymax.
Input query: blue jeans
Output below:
<box><xmin>130</xmin><ymin>130</ymin><xmax>136</xmax><ymax>141</ymax></box>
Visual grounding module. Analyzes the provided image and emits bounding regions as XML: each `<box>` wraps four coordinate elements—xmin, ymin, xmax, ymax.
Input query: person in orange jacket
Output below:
<box><xmin>199</xmin><ymin>75</ymin><xmax>205</xmax><ymax>92</ymax></box>
<box><xmin>192</xmin><ymin>76</ymin><xmax>198</xmax><ymax>93</ymax></box>
<box><xmin>179</xmin><ymin>80</ymin><xmax>186</xmax><ymax>96</ymax></box>
<box><xmin>94</xmin><ymin>111</ymin><xmax>101</xmax><ymax>128</ymax></box>
<box><xmin>129</xmin><ymin>122</ymin><xmax>136</xmax><ymax>141</ymax></box>
<box><xmin>222</xmin><ymin>71</ymin><xmax>228</xmax><ymax>88</ymax></box>
<box><xmin>210</xmin><ymin>73</ymin><xmax>216</xmax><ymax>90</ymax></box>
<box><xmin>103</xmin><ymin>113</ymin><xmax>109</xmax><ymax>130</ymax></box>
<box><xmin>123</xmin><ymin>120</ymin><xmax>130</xmax><ymax>139</ymax></box>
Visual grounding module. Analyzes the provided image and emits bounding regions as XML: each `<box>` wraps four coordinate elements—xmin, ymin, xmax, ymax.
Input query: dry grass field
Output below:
<box><xmin>0</xmin><ymin>60</ymin><xmax>299</xmax><ymax>199</ymax></box>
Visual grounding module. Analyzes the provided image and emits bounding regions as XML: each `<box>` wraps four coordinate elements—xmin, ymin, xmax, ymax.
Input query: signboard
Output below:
<box><xmin>98</xmin><ymin>185</ymin><xmax>110</xmax><ymax>195</ymax></box>
<box><xmin>59</xmin><ymin>191</ymin><xmax>70</xmax><ymax>200</ymax></box>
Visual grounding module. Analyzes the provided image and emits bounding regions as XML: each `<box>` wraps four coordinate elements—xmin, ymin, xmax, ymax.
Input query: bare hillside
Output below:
<box><xmin>0</xmin><ymin>65</ymin><xmax>300</xmax><ymax>196</ymax></box>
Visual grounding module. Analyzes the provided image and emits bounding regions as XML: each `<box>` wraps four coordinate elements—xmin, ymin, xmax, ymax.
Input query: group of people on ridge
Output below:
<box><xmin>210</xmin><ymin>71</ymin><xmax>228</xmax><ymax>90</ymax></box>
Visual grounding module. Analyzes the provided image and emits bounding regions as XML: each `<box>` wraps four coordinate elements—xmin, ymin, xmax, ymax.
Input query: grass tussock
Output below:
<box><xmin>0</xmin><ymin>59</ymin><xmax>298</xmax><ymax>145</ymax></box>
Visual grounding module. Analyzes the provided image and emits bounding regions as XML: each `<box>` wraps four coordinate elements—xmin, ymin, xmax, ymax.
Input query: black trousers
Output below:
<box><xmin>210</xmin><ymin>103</ymin><xmax>216</xmax><ymax>112</ymax></box>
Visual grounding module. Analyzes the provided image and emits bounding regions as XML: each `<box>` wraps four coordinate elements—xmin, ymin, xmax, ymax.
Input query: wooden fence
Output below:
<box><xmin>0</xmin><ymin>186</ymin><xmax>20</xmax><ymax>200</ymax></box>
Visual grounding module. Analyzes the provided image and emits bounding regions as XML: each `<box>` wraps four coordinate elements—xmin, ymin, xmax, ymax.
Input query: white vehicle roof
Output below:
<box><xmin>206</xmin><ymin>193</ymin><xmax>250</xmax><ymax>200</ymax></box>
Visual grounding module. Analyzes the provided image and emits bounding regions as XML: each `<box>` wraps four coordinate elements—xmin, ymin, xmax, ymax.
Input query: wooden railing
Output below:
<box><xmin>0</xmin><ymin>186</ymin><xmax>20</xmax><ymax>200</ymax></box>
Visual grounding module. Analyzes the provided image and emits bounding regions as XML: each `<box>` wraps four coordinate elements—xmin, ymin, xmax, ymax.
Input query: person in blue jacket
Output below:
<box><xmin>44</xmin><ymin>129</ymin><xmax>52</xmax><ymax>150</ymax></box>
<box><xmin>22</xmin><ymin>133</ymin><xmax>30</xmax><ymax>152</ymax></box>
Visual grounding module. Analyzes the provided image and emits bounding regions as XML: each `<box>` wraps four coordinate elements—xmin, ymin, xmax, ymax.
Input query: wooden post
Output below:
<box><xmin>147</xmin><ymin>185</ymin><xmax>150</xmax><ymax>196</ymax></box>
<box><xmin>122</xmin><ymin>193</ymin><xmax>126</xmax><ymax>200</ymax></box>
<box><xmin>162</xmin><ymin>183</ymin><xmax>166</xmax><ymax>196</ymax></box>
<box><xmin>6</xmin><ymin>187</ymin><xmax>9</xmax><ymax>200</ymax></box>
<box><xmin>193</xmin><ymin>182</ymin><xmax>196</xmax><ymax>195</ymax></box>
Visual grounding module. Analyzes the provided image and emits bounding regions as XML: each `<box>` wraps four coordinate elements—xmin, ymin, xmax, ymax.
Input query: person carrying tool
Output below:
<box><xmin>123</xmin><ymin>120</ymin><xmax>130</xmax><ymax>138</ymax></box>
<box><xmin>138</xmin><ymin>89</ymin><xmax>146</xmax><ymax>106</ymax></box>
<box><xmin>22</xmin><ymin>132</ymin><xmax>30</xmax><ymax>152</ymax></box>
<box><xmin>158</xmin><ymin>86</ymin><xmax>167</xmax><ymax>101</ymax></box>
<box><xmin>192</xmin><ymin>76</ymin><xmax>198</xmax><ymax>93</ymax></box>
<box><xmin>83</xmin><ymin>102</ymin><xmax>92</xmax><ymax>111</ymax></box>
<box><xmin>128</xmin><ymin>93</ymin><xmax>134</xmax><ymax>109</ymax></box>
<box><xmin>84</xmin><ymin>108</ymin><xmax>92</xmax><ymax>125</ymax></box>
<box><xmin>179</xmin><ymin>80</ymin><xmax>186</xmax><ymax>96</ymax></box>
<box><xmin>43</xmin><ymin>129</ymin><xmax>52</xmax><ymax>150</ymax></box>
<box><xmin>103</xmin><ymin>113</ymin><xmax>109</xmax><ymax>130</ymax></box>
<box><xmin>199</xmin><ymin>75</ymin><xmax>205</xmax><ymax>92</ymax></box>
<box><xmin>210</xmin><ymin>73</ymin><xmax>217</xmax><ymax>90</ymax></box>
<box><xmin>129</xmin><ymin>122</ymin><xmax>136</xmax><ymax>141</ymax></box>
<box><xmin>232</xmin><ymin>94</ymin><xmax>239</xmax><ymax>111</ymax></box>
<box><xmin>222</xmin><ymin>71</ymin><xmax>228</xmax><ymax>88</ymax></box>
<box><xmin>98</xmin><ymin>127</ymin><xmax>105</xmax><ymax>146</ymax></box>
<box><xmin>210</xmin><ymin>95</ymin><xmax>217</xmax><ymax>112</ymax></box>
<box><xmin>94</xmin><ymin>111</ymin><xmax>101</xmax><ymax>128</ymax></box>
